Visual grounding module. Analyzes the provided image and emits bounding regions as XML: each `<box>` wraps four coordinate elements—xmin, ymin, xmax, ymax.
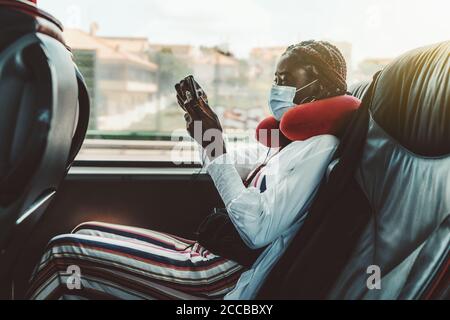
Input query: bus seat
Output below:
<box><xmin>0</xmin><ymin>1</ymin><xmax>89</xmax><ymax>298</ymax></box>
<box><xmin>258</xmin><ymin>41</ymin><xmax>450</xmax><ymax>300</ymax></box>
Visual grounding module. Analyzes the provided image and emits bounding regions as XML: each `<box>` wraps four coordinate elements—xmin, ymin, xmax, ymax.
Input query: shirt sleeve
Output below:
<box><xmin>200</xmin><ymin>141</ymin><xmax>269</xmax><ymax>180</ymax></box>
<box><xmin>206</xmin><ymin>135</ymin><xmax>339</xmax><ymax>249</ymax></box>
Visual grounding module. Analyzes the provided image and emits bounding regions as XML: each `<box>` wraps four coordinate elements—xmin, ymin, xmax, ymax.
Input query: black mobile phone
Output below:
<box><xmin>183</xmin><ymin>75</ymin><xmax>215</xmax><ymax>120</ymax></box>
<box><xmin>186</xmin><ymin>75</ymin><xmax>200</xmax><ymax>102</ymax></box>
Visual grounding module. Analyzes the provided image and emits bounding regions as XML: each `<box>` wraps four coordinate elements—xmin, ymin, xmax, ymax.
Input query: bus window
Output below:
<box><xmin>39</xmin><ymin>0</ymin><xmax>450</xmax><ymax>164</ymax></box>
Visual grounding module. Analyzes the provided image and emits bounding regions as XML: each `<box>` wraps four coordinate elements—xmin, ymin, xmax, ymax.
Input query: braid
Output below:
<box><xmin>283</xmin><ymin>40</ymin><xmax>348</xmax><ymax>99</ymax></box>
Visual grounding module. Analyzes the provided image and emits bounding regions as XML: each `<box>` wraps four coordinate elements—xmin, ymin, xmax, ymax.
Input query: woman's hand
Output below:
<box><xmin>175</xmin><ymin>77</ymin><xmax>226</xmax><ymax>160</ymax></box>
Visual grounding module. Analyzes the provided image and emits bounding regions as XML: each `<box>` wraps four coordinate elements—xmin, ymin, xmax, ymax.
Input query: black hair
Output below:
<box><xmin>283</xmin><ymin>40</ymin><xmax>348</xmax><ymax>99</ymax></box>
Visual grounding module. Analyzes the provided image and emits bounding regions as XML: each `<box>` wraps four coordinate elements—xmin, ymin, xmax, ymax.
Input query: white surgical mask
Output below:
<box><xmin>268</xmin><ymin>79</ymin><xmax>318</xmax><ymax>120</ymax></box>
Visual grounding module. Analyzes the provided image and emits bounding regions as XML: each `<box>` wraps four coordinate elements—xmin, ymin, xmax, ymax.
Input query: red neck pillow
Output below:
<box><xmin>256</xmin><ymin>95</ymin><xmax>361</xmax><ymax>148</ymax></box>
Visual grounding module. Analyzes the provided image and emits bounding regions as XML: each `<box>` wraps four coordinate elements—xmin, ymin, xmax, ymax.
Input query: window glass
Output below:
<box><xmin>39</xmin><ymin>0</ymin><xmax>450</xmax><ymax>163</ymax></box>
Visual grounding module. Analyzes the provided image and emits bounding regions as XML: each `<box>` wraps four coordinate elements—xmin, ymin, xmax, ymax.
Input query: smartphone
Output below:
<box><xmin>185</xmin><ymin>75</ymin><xmax>200</xmax><ymax>102</ymax></box>
<box><xmin>176</xmin><ymin>75</ymin><xmax>199</xmax><ymax>112</ymax></box>
<box><xmin>183</xmin><ymin>75</ymin><xmax>215</xmax><ymax>120</ymax></box>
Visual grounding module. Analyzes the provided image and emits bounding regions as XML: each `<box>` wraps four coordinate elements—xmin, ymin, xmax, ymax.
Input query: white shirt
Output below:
<box><xmin>203</xmin><ymin>135</ymin><xmax>339</xmax><ymax>300</ymax></box>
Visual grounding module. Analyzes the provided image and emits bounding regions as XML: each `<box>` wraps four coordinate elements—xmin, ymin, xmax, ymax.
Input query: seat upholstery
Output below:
<box><xmin>329</xmin><ymin>41</ymin><xmax>450</xmax><ymax>299</ymax></box>
<box><xmin>349</xmin><ymin>80</ymin><xmax>371</xmax><ymax>100</ymax></box>
<box><xmin>0</xmin><ymin>3</ymin><xmax>89</xmax><ymax>298</ymax></box>
<box><xmin>257</xmin><ymin>41</ymin><xmax>449</xmax><ymax>300</ymax></box>
<box><xmin>371</xmin><ymin>43</ymin><xmax>450</xmax><ymax>157</ymax></box>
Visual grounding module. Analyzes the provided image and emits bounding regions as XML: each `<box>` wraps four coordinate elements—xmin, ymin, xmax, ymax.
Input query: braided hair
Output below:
<box><xmin>283</xmin><ymin>40</ymin><xmax>348</xmax><ymax>99</ymax></box>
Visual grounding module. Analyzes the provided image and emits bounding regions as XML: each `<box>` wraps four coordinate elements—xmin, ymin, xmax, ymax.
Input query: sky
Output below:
<box><xmin>40</xmin><ymin>0</ymin><xmax>449</xmax><ymax>67</ymax></box>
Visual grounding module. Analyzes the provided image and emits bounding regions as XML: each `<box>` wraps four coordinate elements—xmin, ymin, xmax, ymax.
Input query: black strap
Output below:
<box><xmin>257</xmin><ymin>72</ymin><xmax>381</xmax><ymax>299</ymax></box>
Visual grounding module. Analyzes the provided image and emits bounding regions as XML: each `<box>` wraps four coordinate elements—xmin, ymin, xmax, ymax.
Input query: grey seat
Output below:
<box><xmin>349</xmin><ymin>80</ymin><xmax>371</xmax><ymax>100</ymax></box>
<box><xmin>329</xmin><ymin>41</ymin><xmax>450</xmax><ymax>299</ymax></box>
<box><xmin>258</xmin><ymin>41</ymin><xmax>449</xmax><ymax>299</ymax></box>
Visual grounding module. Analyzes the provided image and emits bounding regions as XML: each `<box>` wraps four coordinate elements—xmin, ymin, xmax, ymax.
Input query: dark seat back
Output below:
<box><xmin>258</xmin><ymin>41</ymin><xmax>449</xmax><ymax>299</ymax></box>
<box><xmin>349</xmin><ymin>80</ymin><xmax>371</xmax><ymax>100</ymax></box>
<box><xmin>329</xmin><ymin>41</ymin><xmax>450</xmax><ymax>299</ymax></box>
<box><xmin>0</xmin><ymin>1</ymin><xmax>89</xmax><ymax>298</ymax></box>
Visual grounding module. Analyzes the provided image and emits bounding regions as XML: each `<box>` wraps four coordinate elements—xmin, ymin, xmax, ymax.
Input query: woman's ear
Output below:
<box><xmin>308</xmin><ymin>65</ymin><xmax>324</xmax><ymax>96</ymax></box>
<box><xmin>293</xmin><ymin>64</ymin><xmax>322</xmax><ymax>104</ymax></box>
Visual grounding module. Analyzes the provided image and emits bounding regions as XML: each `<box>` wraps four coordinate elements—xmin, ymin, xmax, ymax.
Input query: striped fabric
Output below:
<box><xmin>28</xmin><ymin>222</ymin><xmax>246</xmax><ymax>300</ymax></box>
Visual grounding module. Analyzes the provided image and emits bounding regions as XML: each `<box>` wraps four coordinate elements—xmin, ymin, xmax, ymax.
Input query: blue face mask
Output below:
<box><xmin>268</xmin><ymin>79</ymin><xmax>318</xmax><ymax>120</ymax></box>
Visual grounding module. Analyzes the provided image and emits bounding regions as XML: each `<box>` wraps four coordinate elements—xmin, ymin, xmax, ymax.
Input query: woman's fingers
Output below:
<box><xmin>184</xmin><ymin>101</ymin><xmax>202</xmax><ymax>121</ymax></box>
<box><xmin>176</xmin><ymin>82</ymin><xmax>190</xmax><ymax>114</ymax></box>
<box><xmin>180</xmin><ymin>79</ymin><xmax>204</xmax><ymax>119</ymax></box>
<box><xmin>176</xmin><ymin>77</ymin><xmax>218</xmax><ymax>124</ymax></box>
<box><xmin>183</xmin><ymin>79</ymin><xmax>215</xmax><ymax>121</ymax></box>
<box><xmin>175</xmin><ymin>82</ymin><xmax>186</xmax><ymax>101</ymax></box>
<box><xmin>184</xmin><ymin>113</ymin><xmax>192</xmax><ymax>123</ymax></box>
<box><xmin>192</xmin><ymin>78</ymin><xmax>210</xmax><ymax>105</ymax></box>
<box><xmin>179</xmin><ymin>79</ymin><xmax>189</xmax><ymax>100</ymax></box>
<box><xmin>177</xmin><ymin>95</ymin><xmax>186</xmax><ymax>111</ymax></box>
<box><xmin>198</xmin><ymin>98</ymin><xmax>218</xmax><ymax>121</ymax></box>
<box><xmin>176</xmin><ymin>81</ymin><xmax>199</xmax><ymax>119</ymax></box>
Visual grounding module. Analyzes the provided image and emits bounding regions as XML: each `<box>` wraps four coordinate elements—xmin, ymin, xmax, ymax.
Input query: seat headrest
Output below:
<box><xmin>0</xmin><ymin>0</ymin><xmax>65</xmax><ymax>47</ymax></box>
<box><xmin>370</xmin><ymin>41</ymin><xmax>450</xmax><ymax>157</ymax></box>
<box><xmin>349</xmin><ymin>80</ymin><xmax>371</xmax><ymax>100</ymax></box>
